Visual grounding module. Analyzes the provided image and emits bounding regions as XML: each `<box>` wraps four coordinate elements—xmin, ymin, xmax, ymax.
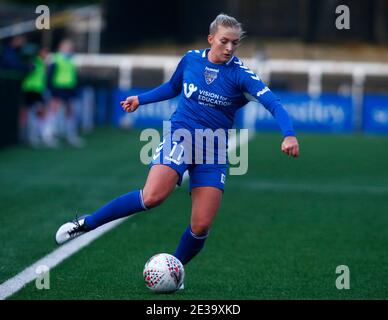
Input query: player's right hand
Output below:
<box><xmin>120</xmin><ymin>96</ymin><xmax>139</xmax><ymax>113</ymax></box>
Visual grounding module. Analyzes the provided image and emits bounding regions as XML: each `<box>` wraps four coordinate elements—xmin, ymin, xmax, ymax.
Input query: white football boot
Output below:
<box><xmin>55</xmin><ymin>215</ymin><xmax>89</xmax><ymax>245</ymax></box>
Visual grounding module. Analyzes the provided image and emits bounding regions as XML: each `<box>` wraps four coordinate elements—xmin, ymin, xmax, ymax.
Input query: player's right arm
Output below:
<box><xmin>120</xmin><ymin>54</ymin><xmax>187</xmax><ymax>113</ymax></box>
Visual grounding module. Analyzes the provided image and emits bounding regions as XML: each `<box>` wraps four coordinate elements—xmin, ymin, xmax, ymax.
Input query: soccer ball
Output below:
<box><xmin>143</xmin><ymin>253</ymin><xmax>185</xmax><ymax>293</ymax></box>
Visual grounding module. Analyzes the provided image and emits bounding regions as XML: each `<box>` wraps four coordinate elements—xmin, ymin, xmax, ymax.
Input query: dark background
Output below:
<box><xmin>102</xmin><ymin>0</ymin><xmax>388</xmax><ymax>52</ymax></box>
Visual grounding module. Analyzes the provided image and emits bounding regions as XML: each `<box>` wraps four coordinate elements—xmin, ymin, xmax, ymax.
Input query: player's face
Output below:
<box><xmin>208</xmin><ymin>26</ymin><xmax>241</xmax><ymax>64</ymax></box>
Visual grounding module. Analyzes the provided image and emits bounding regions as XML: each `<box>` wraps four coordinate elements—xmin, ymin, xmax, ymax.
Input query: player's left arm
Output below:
<box><xmin>238</xmin><ymin>64</ymin><xmax>299</xmax><ymax>157</ymax></box>
<box><xmin>262</xmin><ymin>92</ymin><xmax>299</xmax><ymax>158</ymax></box>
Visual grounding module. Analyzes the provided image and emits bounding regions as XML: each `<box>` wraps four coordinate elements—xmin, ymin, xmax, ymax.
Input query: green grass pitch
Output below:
<box><xmin>1</xmin><ymin>127</ymin><xmax>388</xmax><ymax>299</ymax></box>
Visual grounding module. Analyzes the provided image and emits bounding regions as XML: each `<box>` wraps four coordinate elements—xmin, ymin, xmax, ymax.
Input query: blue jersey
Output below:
<box><xmin>138</xmin><ymin>48</ymin><xmax>295</xmax><ymax>137</ymax></box>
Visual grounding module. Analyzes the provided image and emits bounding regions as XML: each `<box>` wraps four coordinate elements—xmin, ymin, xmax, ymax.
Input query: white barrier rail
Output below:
<box><xmin>73</xmin><ymin>53</ymin><xmax>388</xmax><ymax>131</ymax></box>
<box><xmin>73</xmin><ymin>53</ymin><xmax>388</xmax><ymax>92</ymax></box>
<box><xmin>0</xmin><ymin>5</ymin><xmax>102</xmax><ymax>53</ymax></box>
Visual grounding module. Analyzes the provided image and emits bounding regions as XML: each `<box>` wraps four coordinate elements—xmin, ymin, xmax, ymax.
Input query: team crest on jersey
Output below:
<box><xmin>204</xmin><ymin>66</ymin><xmax>219</xmax><ymax>85</ymax></box>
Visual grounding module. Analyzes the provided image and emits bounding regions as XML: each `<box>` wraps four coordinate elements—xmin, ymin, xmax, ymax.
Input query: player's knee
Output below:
<box><xmin>191</xmin><ymin>222</ymin><xmax>210</xmax><ymax>237</ymax></box>
<box><xmin>142</xmin><ymin>190</ymin><xmax>166</xmax><ymax>208</ymax></box>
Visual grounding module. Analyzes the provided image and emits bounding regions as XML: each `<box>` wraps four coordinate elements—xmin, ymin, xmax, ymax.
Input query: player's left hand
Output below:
<box><xmin>281</xmin><ymin>136</ymin><xmax>299</xmax><ymax>158</ymax></box>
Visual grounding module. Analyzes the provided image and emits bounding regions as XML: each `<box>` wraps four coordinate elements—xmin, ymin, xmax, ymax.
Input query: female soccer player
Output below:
<box><xmin>55</xmin><ymin>13</ymin><xmax>299</xmax><ymax>270</ymax></box>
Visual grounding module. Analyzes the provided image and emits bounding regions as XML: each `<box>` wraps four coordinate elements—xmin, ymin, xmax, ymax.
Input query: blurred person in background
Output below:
<box><xmin>20</xmin><ymin>46</ymin><xmax>56</xmax><ymax>147</ymax></box>
<box><xmin>55</xmin><ymin>13</ymin><xmax>299</xmax><ymax>287</ymax></box>
<box><xmin>47</xmin><ymin>39</ymin><xmax>85</xmax><ymax>148</ymax></box>
<box><xmin>0</xmin><ymin>35</ymin><xmax>31</xmax><ymax>73</ymax></box>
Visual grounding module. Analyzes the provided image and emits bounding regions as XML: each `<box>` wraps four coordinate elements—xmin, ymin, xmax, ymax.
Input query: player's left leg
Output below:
<box><xmin>174</xmin><ymin>186</ymin><xmax>222</xmax><ymax>265</ymax></box>
<box><xmin>65</xmin><ymin>96</ymin><xmax>85</xmax><ymax>148</ymax></box>
<box><xmin>44</xmin><ymin>96</ymin><xmax>62</xmax><ymax>146</ymax></box>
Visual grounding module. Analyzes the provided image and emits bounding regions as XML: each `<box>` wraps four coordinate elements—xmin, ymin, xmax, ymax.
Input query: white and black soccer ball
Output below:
<box><xmin>143</xmin><ymin>253</ymin><xmax>185</xmax><ymax>293</ymax></box>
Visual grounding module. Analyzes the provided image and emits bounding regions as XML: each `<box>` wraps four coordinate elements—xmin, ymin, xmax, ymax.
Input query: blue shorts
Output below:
<box><xmin>150</xmin><ymin>133</ymin><xmax>228</xmax><ymax>192</ymax></box>
<box><xmin>50</xmin><ymin>88</ymin><xmax>78</xmax><ymax>102</ymax></box>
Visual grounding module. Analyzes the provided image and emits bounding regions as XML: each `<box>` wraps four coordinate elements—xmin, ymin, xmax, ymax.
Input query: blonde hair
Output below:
<box><xmin>209</xmin><ymin>13</ymin><xmax>245</xmax><ymax>38</ymax></box>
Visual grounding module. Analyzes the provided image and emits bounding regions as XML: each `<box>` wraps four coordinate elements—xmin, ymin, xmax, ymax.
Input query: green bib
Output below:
<box><xmin>52</xmin><ymin>53</ymin><xmax>77</xmax><ymax>89</ymax></box>
<box><xmin>22</xmin><ymin>57</ymin><xmax>46</xmax><ymax>93</ymax></box>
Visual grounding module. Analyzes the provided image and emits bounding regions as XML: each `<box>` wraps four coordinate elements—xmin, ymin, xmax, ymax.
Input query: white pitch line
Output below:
<box><xmin>241</xmin><ymin>181</ymin><xmax>388</xmax><ymax>195</ymax></box>
<box><xmin>0</xmin><ymin>130</ymin><xmax>252</xmax><ymax>300</ymax></box>
<box><xmin>0</xmin><ymin>218</ymin><xmax>125</xmax><ymax>300</ymax></box>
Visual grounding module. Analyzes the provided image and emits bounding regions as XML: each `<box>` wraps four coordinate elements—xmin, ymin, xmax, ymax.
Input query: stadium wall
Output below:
<box><xmin>74</xmin><ymin>54</ymin><xmax>388</xmax><ymax>135</ymax></box>
<box><xmin>108</xmin><ymin>88</ymin><xmax>388</xmax><ymax>135</ymax></box>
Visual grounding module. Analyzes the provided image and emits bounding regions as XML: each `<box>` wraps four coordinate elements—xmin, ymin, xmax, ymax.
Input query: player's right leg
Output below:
<box><xmin>55</xmin><ymin>164</ymin><xmax>179</xmax><ymax>245</ymax></box>
<box><xmin>43</xmin><ymin>97</ymin><xmax>61</xmax><ymax>147</ymax></box>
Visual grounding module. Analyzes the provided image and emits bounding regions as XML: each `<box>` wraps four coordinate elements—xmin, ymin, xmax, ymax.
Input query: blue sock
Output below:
<box><xmin>173</xmin><ymin>225</ymin><xmax>208</xmax><ymax>265</ymax></box>
<box><xmin>84</xmin><ymin>190</ymin><xmax>147</xmax><ymax>230</ymax></box>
